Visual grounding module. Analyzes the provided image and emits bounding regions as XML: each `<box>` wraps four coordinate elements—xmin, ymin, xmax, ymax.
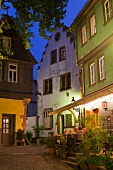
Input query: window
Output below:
<box><xmin>104</xmin><ymin>0</ymin><xmax>112</xmax><ymax>22</ymax></box>
<box><xmin>60</xmin><ymin>72</ymin><xmax>71</xmax><ymax>90</ymax></box>
<box><xmin>90</xmin><ymin>15</ymin><xmax>96</xmax><ymax>36</ymax></box>
<box><xmin>90</xmin><ymin>63</ymin><xmax>95</xmax><ymax>85</ymax></box>
<box><xmin>3</xmin><ymin>37</ymin><xmax>11</xmax><ymax>49</ymax></box>
<box><xmin>59</xmin><ymin>46</ymin><xmax>66</xmax><ymax>61</ymax></box>
<box><xmin>99</xmin><ymin>56</ymin><xmax>105</xmax><ymax>80</ymax></box>
<box><xmin>8</xmin><ymin>64</ymin><xmax>18</xmax><ymax>82</ymax></box>
<box><xmin>43</xmin><ymin>78</ymin><xmax>52</xmax><ymax>94</ymax></box>
<box><xmin>66</xmin><ymin>114</ymin><xmax>72</xmax><ymax>127</ymax></box>
<box><xmin>82</xmin><ymin>25</ymin><xmax>87</xmax><ymax>45</ymax></box>
<box><xmin>51</xmin><ymin>49</ymin><xmax>57</xmax><ymax>64</ymax></box>
<box><xmin>44</xmin><ymin>109</ymin><xmax>53</xmax><ymax>129</ymax></box>
<box><xmin>55</xmin><ymin>32</ymin><xmax>61</xmax><ymax>42</ymax></box>
<box><xmin>0</xmin><ymin>62</ymin><xmax>2</xmax><ymax>81</ymax></box>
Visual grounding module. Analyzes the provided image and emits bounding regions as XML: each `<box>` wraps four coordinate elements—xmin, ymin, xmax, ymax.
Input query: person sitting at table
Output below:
<box><xmin>76</xmin><ymin>126</ymin><xmax>85</xmax><ymax>142</ymax></box>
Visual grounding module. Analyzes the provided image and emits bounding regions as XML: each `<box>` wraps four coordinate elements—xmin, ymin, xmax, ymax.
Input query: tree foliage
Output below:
<box><xmin>0</xmin><ymin>0</ymin><xmax>68</xmax><ymax>49</ymax></box>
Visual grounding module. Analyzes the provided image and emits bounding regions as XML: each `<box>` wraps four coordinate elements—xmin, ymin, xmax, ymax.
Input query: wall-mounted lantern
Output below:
<box><xmin>102</xmin><ymin>101</ymin><xmax>110</xmax><ymax>111</ymax></box>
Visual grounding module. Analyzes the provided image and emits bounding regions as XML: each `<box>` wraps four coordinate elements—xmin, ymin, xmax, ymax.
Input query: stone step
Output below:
<box><xmin>67</xmin><ymin>156</ymin><xmax>77</xmax><ymax>163</ymax></box>
<box><xmin>63</xmin><ymin>160</ymin><xmax>80</xmax><ymax>170</ymax></box>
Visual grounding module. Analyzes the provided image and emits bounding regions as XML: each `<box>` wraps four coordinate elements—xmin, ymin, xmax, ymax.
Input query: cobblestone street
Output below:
<box><xmin>0</xmin><ymin>144</ymin><xmax>74</xmax><ymax>170</ymax></box>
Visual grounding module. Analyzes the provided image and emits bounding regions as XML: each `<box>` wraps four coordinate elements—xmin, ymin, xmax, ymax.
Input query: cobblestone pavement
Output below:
<box><xmin>0</xmin><ymin>144</ymin><xmax>74</xmax><ymax>170</ymax></box>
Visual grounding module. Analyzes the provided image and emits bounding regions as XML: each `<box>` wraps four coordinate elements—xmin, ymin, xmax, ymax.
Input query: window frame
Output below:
<box><xmin>90</xmin><ymin>14</ymin><xmax>96</xmax><ymax>37</ymax></box>
<box><xmin>104</xmin><ymin>0</ymin><xmax>113</xmax><ymax>22</ymax></box>
<box><xmin>50</xmin><ymin>49</ymin><xmax>57</xmax><ymax>65</ymax></box>
<box><xmin>43</xmin><ymin>78</ymin><xmax>52</xmax><ymax>95</ymax></box>
<box><xmin>59</xmin><ymin>46</ymin><xmax>66</xmax><ymax>61</ymax></box>
<box><xmin>81</xmin><ymin>24</ymin><xmax>87</xmax><ymax>45</ymax></box>
<box><xmin>8</xmin><ymin>63</ymin><xmax>18</xmax><ymax>83</ymax></box>
<box><xmin>60</xmin><ymin>72</ymin><xmax>71</xmax><ymax>91</ymax></box>
<box><xmin>99</xmin><ymin>56</ymin><xmax>106</xmax><ymax>81</ymax></box>
<box><xmin>90</xmin><ymin>62</ymin><xmax>96</xmax><ymax>85</ymax></box>
<box><xmin>3</xmin><ymin>36</ymin><xmax>11</xmax><ymax>49</ymax></box>
<box><xmin>43</xmin><ymin>108</ymin><xmax>53</xmax><ymax>129</ymax></box>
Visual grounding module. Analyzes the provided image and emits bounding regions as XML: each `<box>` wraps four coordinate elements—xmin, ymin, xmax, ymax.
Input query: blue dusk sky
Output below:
<box><xmin>30</xmin><ymin>0</ymin><xmax>88</xmax><ymax>80</ymax></box>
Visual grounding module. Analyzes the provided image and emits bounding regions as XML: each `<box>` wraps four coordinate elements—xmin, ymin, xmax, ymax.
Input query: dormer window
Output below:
<box><xmin>3</xmin><ymin>37</ymin><xmax>11</xmax><ymax>49</ymax></box>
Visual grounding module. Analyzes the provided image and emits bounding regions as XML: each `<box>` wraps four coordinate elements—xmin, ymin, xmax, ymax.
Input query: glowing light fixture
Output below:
<box><xmin>102</xmin><ymin>101</ymin><xmax>110</xmax><ymax>111</ymax></box>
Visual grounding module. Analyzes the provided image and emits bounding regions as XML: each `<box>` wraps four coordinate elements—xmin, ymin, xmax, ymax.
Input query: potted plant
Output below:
<box><xmin>32</xmin><ymin>125</ymin><xmax>45</xmax><ymax>145</ymax></box>
<box><xmin>58</xmin><ymin>135</ymin><xmax>67</xmax><ymax>160</ymax></box>
<box><xmin>45</xmin><ymin>135</ymin><xmax>56</xmax><ymax>155</ymax></box>
<box><xmin>16</xmin><ymin>129</ymin><xmax>26</xmax><ymax>146</ymax></box>
<box><xmin>76</xmin><ymin>115</ymin><xmax>108</xmax><ymax>170</ymax></box>
<box><xmin>26</xmin><ymin>130</ymin><xmax>33</xmax><ymax>145</ymax></box>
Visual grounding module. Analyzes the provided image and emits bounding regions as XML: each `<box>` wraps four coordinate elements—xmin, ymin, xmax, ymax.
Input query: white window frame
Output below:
<box><xmin>44</xmin><ymin>109</ymin><xmax>53</xmax><ymax>129</ymax></box>
<box><xmin>104</xmin><ymin>0</ymin><xmax>112</xmax><ymax>22</ymax></box>
<box><xmin>0</xmin><ymin>62</ymin><xmax>2</xmax><ymax>81</ymax></box>
<box><xmin>8</xmin><ymin>64</ymin><xmax>18</xmax><ymax>83</ymax></box>
<box><xmin>90</xmin><ymin>63</ymin><xmax>95</xmax><ymax>85</ymax></box>
<box><xmin>90</xmin><ymin>15</ymin><xmax>96</xmax><ymax>36</ymax></box>
<box><xmin>82</xmin><ymin>25</ymin><xmax>87</xmax><ymax>45</ymax></box>
<box><xmin>3</xmin><ymin>37</ymin><xmax>11</xmax><ymax>49</ymax></box>
<box><xmin>99</xmin><ymin>56</ymin><xmax>105</xmax><ymax>81</ymax></box>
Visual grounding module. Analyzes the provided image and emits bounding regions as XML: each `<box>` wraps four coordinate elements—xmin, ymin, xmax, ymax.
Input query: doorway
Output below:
<box><xmin>2</xmin><ymin>114</ymin><xmax>15</xmax><ymax>145</ymax></box>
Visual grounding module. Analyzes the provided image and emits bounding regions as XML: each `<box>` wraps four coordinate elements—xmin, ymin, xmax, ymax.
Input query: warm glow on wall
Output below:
<box><xmin>84</xmin><ymin>93</ymin><xmax>113</xmax><ymax>109</ymax></box>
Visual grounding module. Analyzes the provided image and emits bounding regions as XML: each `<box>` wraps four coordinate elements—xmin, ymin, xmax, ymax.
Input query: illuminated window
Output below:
<box><xmin>99</xmin><ymin>56</ymin><xmax>105</xmax><ymax>81</ymax></box>
<box><xmin>59</xmin><ymin>46</ymin><xmax>66</xmax><ymax>61</ymax></box>
<box><xmin>0</xmin><ymin>62</ymin><xmax>2</xmax><ymax>81</ymax></box>
<box><xmin>90</xmin><ymin>15</ymin><xmax>96</xmax><ymax>36</ymax></box>
<box><xmin>2</xmin><ymin>117</ymin><xmax>9</xmax><ymax>134</ymax></box>
<box><xmin>60</xmin><ymin>72</ymin><xmax>71</xmax><ymax>90</ymax></box>
<box><xmin>43</xmin><ymin>109</ymin><xmax>53</xmax><ymax>129</ymax></box>
<box><xmin>3</xmin><ymin>37</ymin><xmax>11</xmax><ymax>49</ymax></box>
<box><xmin>51</xmin><ymin>49</ymin><xmax>57</xmax><ymax>64</ymax></box>
<box><xmin>8</xmin><ymin>64</ymin><xmax>18</xmax><ymax>82</ymax></box>
<box><xmin>43</xmin><ymin>78</ymin><xmax>52</xmax><ymax>94</ymax></box>
<box><xmin>90</xmin><ymin>63</ymin><xmax>96</xmax><ymax>85</ymax></box>
<box><xmin>104</xmin><ymin>0</ymin><xmax>112</xmax><ymax>22</ymax></box>
<box><xmin>82</xmin><ymin>25</ymin><xmax>87</xmax><ymax>45</ymax></box>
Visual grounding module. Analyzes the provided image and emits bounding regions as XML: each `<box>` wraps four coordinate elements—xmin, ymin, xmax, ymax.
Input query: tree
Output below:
<box><xmin>0</xmin><ymin>0</ymin><xmax>68</xmax><ymax>47</ymax></box>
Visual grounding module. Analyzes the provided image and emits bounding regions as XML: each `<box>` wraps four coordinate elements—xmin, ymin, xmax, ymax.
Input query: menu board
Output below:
<box><xmin>107</xmin><ymin>115</ymin><xmax>113</xmax><ymax>129</ymax></box>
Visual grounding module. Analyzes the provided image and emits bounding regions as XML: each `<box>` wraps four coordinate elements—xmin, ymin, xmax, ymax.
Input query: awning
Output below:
<box><xmin>49</xmin><ymin>83</ymin><xmax>113</xmax><ymax>116</ymax></box>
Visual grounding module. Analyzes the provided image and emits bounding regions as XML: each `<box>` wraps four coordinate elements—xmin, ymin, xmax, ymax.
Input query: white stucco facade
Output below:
<box><xmin>37</xmin><ymin>27</ymin><xmax>81</xmax><ymax>137</ymax></box>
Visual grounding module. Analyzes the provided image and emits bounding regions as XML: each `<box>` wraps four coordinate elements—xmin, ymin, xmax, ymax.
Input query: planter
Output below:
<box><xmin>80</xmin><ymin>164</ymin><xmax>88</xmax><ymax>170</ymax></box>
<box><xmin>80</xmin><ymin>164</ymin><xmax>98</xmax><ymax>170</ymax></box>
<box><xmin>17</xmin><ymin>141</ymin><xmax>24</xmax><ymax>146</ymax></box>
<box><xmin>48</xmin><ymin>148</ymin><xmax>55</xmax><ymax>155</ymax></box>
<box><xmin>60</xmin><ymin>152</ymin><xmax>67</xmax><ymax>160</ymax></box>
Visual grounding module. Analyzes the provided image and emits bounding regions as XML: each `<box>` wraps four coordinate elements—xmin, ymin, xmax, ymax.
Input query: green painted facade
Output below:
<box><xmin>71</xmin><ymin>0</ymin><xmax>113</xmax><ymax>96</ymax></box>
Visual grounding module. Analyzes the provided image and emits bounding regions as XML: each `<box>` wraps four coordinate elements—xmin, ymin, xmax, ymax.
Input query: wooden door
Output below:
<box><xmin>2</xmin><ymin>114</ymin><xmax>15</xmax><ymax>145</ymax></box>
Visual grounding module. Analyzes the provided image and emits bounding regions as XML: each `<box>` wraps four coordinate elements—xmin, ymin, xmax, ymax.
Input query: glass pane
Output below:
<box><xmin>6</xmin><ymin>129</ymin><xmax>9</xmax><ymax>133</ymax></box>
<box><xmin>6</xmin><ymin>119</ymin><xmax>9</xmax><ymax>123</ymax></box>
<box><xmin>3</xmin><ymin>129</ymin><xmax>5</xmax><ymax>134</ymax></box>
<box><xmin>3</xmin><ymin>119</ymin><xmax>5</xmax><ymax>123</ymax></box>
<box><xmin>3</xmin><ymin>124</ymin><xmax>5</xmax><ymax>128</ymax></box>
<box><xmin>10</xmin><ymin>65</ymin><xmax>16</xmax><ymax>70</ymax></box>
<box><xmin>6</xmin><ymin>124</ymin><xmax>9</xmax><ymax>128</ymax></box>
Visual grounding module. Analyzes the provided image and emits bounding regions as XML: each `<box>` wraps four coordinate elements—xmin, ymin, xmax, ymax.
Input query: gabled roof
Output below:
<box><xmin>2</xmin><ymin>16</ymin><xmax>37</xmax><ymax>65</ymax></box>
<box><xmin>70</xmin><ymin>0</ymin><xmax>98</xmax><ymax>31</ymax></box>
